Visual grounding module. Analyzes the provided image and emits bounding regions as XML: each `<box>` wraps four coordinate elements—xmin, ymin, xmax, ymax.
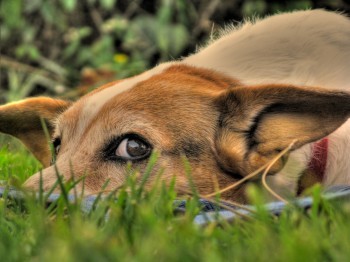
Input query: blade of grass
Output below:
<box><xmin>137</xmin><ymin>151</ymin><xmax>159</xmax><ymax>197</ymax></box>
<box><xmin>89</xmin><ymin>178</ymin><xmax>111</xmax><ymax>215</ymax></box>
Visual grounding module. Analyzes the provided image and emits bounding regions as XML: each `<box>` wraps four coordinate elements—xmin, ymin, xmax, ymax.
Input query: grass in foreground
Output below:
<box><xmin>1</xmin><ymin>136</ymin><xmax>350</xmax><ymax>261</ymax></box>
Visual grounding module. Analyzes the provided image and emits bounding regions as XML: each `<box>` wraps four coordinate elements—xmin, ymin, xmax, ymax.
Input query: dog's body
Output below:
<box><xmin>1</xmin><ymin>10</ymin><xmax>350</xmax><ymax>202</ymax></box>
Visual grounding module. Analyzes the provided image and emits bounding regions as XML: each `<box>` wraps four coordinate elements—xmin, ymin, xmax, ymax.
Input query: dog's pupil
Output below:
<box><xmin>127</xmin><ymin>139</ymin><xmax>147</xmax><ymax>157</ymax></box>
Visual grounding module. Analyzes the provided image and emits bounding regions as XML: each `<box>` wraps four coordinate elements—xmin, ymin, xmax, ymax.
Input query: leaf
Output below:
<box><xmin>123</xmin><ymin>16</ymin><xmax>158</xmax><ymax>58</ymax></box>
<box><xmin>40</xmin><ymin>2</ymin><xmax>56</xmax><ymax>24</ymax></box>
<box><xmin>24</xmin><ymin>0</ymin><xmax>42</xmax><ymax>13</ymax></box>
<box><xmin>60</xmin><ymin>0</ymin><xmax>77</xmax><ymax>12</ymax></box>
<box><xmin>0</xmin><ymin>26</ymin><xmax>10</xmax><ymax>42</ymax></box>
<box><xmin>28</xmin><ymin>46</ymin><xmax>41</xmax><ymax>60</ymax></box>
<box><xmin>100</xmin><ymin>0</ymin><xmax>116</xmax><ymax>9</ymax></box>
<box><xmin>73</xmin><ymin>35</ymin><xmax>115</xmax><ymax>67</ymax></box>
<box><xmin>14</xmin><ymin>45</ymin><xmax>40</xmax><ymax>60</ymax></box>
<box><xmin>286</xmin><ymin>0</ymin><xmax>311</xmax><ymax>10</ymax></box>
<box><xmin>242</xmin><ymin>0</ymin><xmax>267</xmax><ymax>16</ymax></box>
<box><xmin>156</xmin><ymin>23</ymin><xmax>189</xmax><ymax>59</ymax></box>
<box><xmin>63</xmin><ymin>41</ymin><xmax>80</xmax><ymax>60</ymax></box>
<box><xmin>157</xmin><ymin>2</ymin><xmax>173</xmax><ymax>24</ymax></box>
<box><xmin>168</xmin><ymin>24</ymin><xmax>189</xmax><ymax>56</ymax></box>
<box><xmin>1</xmin><ymin>0</ymin><xmax>23</xmax><ymax>29</ymax></box>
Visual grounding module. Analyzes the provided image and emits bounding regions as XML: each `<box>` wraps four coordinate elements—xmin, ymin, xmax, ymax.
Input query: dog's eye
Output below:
<box><xmin>50</xmin><ymin>137</ymin><xmax>61</xmax><ymax>165</ymax></box>
<box><xmin>115</xmin><ymin>137</ymin><xmax>151</xmax><ymax>161</ymax></box>
<box><xmin>53</xmin><ymin>137</ymin><xmax>61</xmax><ymax>155</ymax></box>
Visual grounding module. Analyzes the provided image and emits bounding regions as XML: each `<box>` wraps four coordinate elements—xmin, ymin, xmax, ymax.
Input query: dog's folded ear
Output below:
<box><xmin>0</xmin><ymin>97</ymin><xmax>71</xmax><ymax>167</ymax></box>
<box><xmin>214</xmin><ymin>85</ymin><xmax>350</xmax><ymax>176</ymax></box>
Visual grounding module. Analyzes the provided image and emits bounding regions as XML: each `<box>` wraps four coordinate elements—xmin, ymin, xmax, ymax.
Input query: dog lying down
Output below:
<box><xmin>1</xmin><ymin>10</ymin><xmax>350</xmax><ymax>203</ymax></box>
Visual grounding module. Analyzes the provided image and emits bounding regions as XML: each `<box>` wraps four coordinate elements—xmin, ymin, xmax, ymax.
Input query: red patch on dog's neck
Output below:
<box><xmin>307</xmin><ymin>138</ymin><xmax>328</xmax><ymax>181</ymax></box>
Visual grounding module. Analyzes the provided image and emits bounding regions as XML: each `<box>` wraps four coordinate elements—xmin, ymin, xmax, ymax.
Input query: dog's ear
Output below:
<box><xmin>214</xmin><ymin>85</ymin><xmax>350</xmax><ymax>176</ymax></box>
<box><xmin>0</xmin><ymin>97</ymin><xmax>71</xmax><ymax>167</ymax></box>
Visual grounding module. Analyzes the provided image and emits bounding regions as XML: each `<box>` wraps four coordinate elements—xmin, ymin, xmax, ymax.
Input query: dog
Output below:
<box><xmin>1</xmin><ymin>10</ymin><xmax>350</xmax><ymax>203</ymax></box>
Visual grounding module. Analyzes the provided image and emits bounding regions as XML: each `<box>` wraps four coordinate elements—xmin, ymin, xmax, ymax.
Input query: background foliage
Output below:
<box><xmin>1</xmin><ymin>0</ymin><xmax>349</xmax><ymax>103</ymax></box>
<box><xmin>1</xmin><ymin>1</ymin><xmax>350</xmax><ymax>261</ymax></box>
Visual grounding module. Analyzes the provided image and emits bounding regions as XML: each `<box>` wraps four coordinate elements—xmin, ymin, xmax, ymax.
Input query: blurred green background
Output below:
<box><xmin>0</xmin><ymin>0</ymin><xmax>349</xmax><ymax>103</ymax></box>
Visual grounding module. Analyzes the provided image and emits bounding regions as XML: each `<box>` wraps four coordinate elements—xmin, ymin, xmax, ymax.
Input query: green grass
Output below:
<box><xmin>0</xmin><ymin>137</ymin><xmax>41</xmax><ymax>185</ymax></box>
<box><xmin>1</xmin><ymin>135</ymin><xmax>350</xmax><ymax>261</ymax></box>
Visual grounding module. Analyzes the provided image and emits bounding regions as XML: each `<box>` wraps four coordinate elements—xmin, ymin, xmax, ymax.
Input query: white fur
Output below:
<box><xmin>184</xmin><ymin>10</ymin><xmax>350</xmax><ymax>90</ymax></box>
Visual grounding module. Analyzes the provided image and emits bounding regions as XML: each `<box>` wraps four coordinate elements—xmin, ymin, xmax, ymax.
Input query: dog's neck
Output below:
<box><xmin>308</xmin><ymin>138</ymin><xmax>329</xmax><ymax>181</ymax></box>
<box><xmin>320</xmin><ymin>119</ymin><xmax>350</xmax><ymax>186</ymax></box>
<box><xmin>293</xmin><ymin>138</ymin><xmax>329</xmax><ymax>194</ymax></box>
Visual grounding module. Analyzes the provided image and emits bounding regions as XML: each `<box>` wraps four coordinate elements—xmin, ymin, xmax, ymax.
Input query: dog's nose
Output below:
<box><xmin>23</xmin><ymin>159</ymin><xmax>100</xmax><ymax>195</ymax></box>
<box><xmin>23</xmin><ymin>163</ymin><xmax>84</xmax><ymax>193</ymax></box>
<box><xmin>24</xmin><ymin>166</ymin><xmax>54</xmax><ymax>192</ymax></box>
<box><xmin>23</xmin><ymin>165</ymin><xmax>65</xmax><ymax>192</ymax></box>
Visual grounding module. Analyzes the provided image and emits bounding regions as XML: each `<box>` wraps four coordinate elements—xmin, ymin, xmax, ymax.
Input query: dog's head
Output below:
<box><xmin>1</xmin><ymin>64</ymin><xmax>350</xmax><ymax>202</ymax></box>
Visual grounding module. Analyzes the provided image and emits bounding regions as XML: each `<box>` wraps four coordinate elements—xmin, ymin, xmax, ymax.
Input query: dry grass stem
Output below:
<box><xmin>204</xmin><ymin>164</ymin><xmax>269</xmax><ymax>198</ymax></box>
<box><xmin>260</xmin><ymin>140</ymin><xmax>297</xmax><ymax>203</ymax></box>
